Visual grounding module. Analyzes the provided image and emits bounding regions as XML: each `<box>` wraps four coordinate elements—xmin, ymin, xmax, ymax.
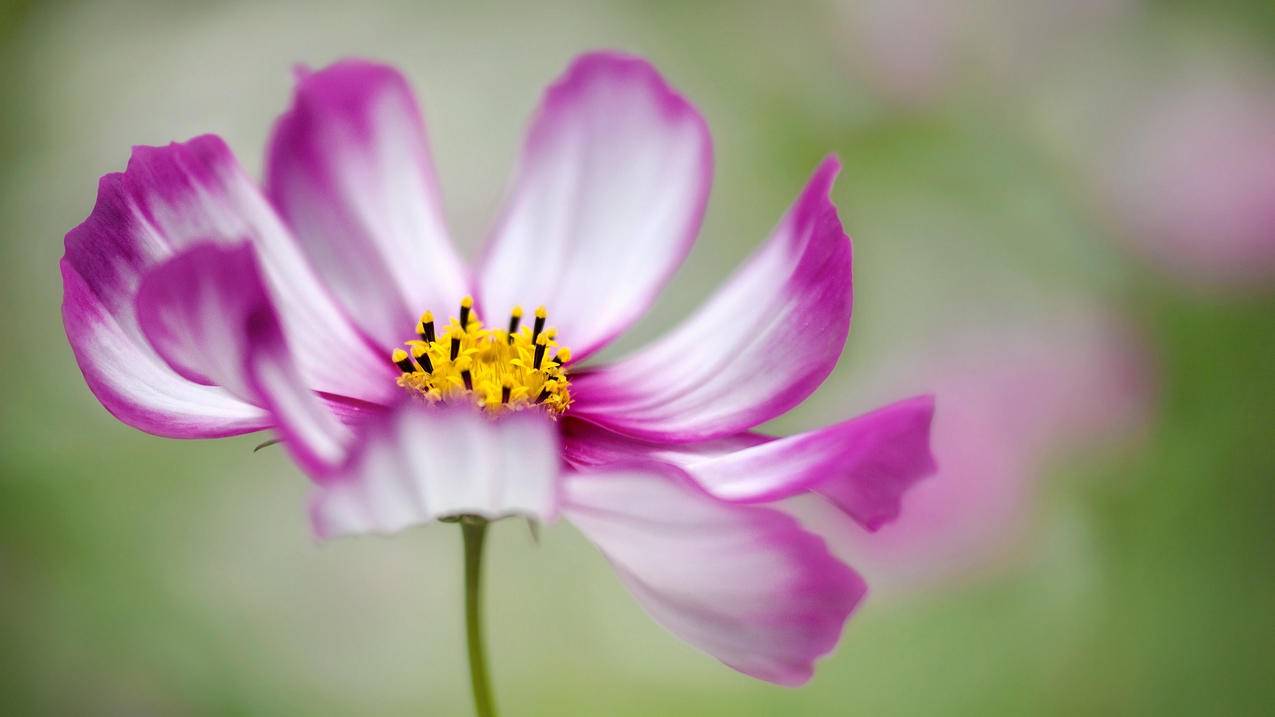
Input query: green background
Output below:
<box><xmin>2</xmin><ymin>1</ymin><xmax>1272</xmax><ymax>714</ymax></box>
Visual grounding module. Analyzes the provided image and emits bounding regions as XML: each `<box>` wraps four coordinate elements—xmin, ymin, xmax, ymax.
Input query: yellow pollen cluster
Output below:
<box><xmin>389</xmin><ymin>297</ymin><xmax>572</xmax><ymax>415</ymax></box>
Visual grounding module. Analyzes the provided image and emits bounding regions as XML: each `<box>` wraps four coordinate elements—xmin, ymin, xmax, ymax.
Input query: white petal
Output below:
<box><xmin>476</xmin><ymin>52</ymin><xmax>712</xmax><ymax>360</ymax></box>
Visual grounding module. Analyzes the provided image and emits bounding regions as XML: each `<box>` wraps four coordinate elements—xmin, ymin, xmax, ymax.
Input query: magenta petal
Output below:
<box><xmin>61</xmin><ymin>135</ymin><xmax>394</xmax><ymax>430</ymax></box>
<box><xmin>563</xmin><ymin>395</ymin><xmax>935</xmax><ymax>532</ymax></box>
<box><xmin>136</xmin><ymin>244</ymin><xmax>272</xmax><ymax>400</ymax></box>
<box><xmin>563</xmin><ymin>463</ymin><xmax>865</xmax><ymax>686</ymax></box>
<box><xmin>476</xmin><ymin>52</ymin><xmax>712</xmax><ymax>361</ymax></box>
<box><xmin>570</xmin><ymin>156</ymin><xmax>852</xmax><ymax>442</ymax></box>
<box><xmin>135</xmin><ymin>243</ymin><xmax>351</xmax><ymax>472</ymax></box>
<box><xmin>62</xmin><ymin>260</ymin><xmax>267</xmax><ymax>438</ymax></box>
<box><xmin>310</xmin><ymin>403</ymin><xmax>561</xmax><ymax>539</ymax></box>
<box><xmin>266</xmin><ymin>59</ymin><xmax>468</xmax><ymax>347</ymax></box>
<box><xmin>793</xmin><ymin>396</ymin><xmax>936</xmax><ymax>530</ymax></box>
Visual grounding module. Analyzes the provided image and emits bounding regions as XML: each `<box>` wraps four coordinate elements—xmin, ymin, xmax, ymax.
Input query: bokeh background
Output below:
<box><xmin>2</xmin><ymin>1</ymin><xmax>1273</xmax><ymax>714</ymax></box>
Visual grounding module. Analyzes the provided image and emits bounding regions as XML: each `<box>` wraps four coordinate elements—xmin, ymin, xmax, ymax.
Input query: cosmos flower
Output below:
<box><xmin>839</xmin><ymin>0</ymin><xmax>1133</xmax><ymax>107</ymax></box>
<box><xmin>60</xmin><ymin>52</ymin><xmax>935</xmax><ymax>686</ymax></box>
<box><xmin>796</xmin><ymin>314</ymin><xmax>1150</xmax><ymax>592</ymax></box>
<box><xmin>1096</xmin><ymin>67</ymin><xmax>1275</xmax><ymax>293</ymax></box>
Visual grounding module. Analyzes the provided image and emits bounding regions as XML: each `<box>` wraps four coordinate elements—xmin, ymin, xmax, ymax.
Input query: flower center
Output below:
<box><xmin>389</xmin><ymin>296</ymin><xmax>572</xmax><ymax>415</ymax></box>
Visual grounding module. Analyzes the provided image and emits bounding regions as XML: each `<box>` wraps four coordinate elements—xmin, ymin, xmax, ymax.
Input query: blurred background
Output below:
<box><xmin>2</xmin><ymin>0</ymin><xmax>1273</xmax><ymax>714</ymax></box>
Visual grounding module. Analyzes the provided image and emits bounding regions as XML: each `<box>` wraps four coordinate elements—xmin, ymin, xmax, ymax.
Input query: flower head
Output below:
<box><xmin>390</xmin><ymin>299</ymin><xmax>573</xmax><ymax>414</ymax></box>
<box><xmin>61</xmin><ymin>52</ymin><xmax>935</xmax><ymax>686</ymax></box>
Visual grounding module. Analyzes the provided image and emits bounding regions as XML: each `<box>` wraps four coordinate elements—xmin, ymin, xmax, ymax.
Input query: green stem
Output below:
<box><xmin>461</xmin><ymin>518</ymin><xmax>497</xmax><ymax>717</ymax></box>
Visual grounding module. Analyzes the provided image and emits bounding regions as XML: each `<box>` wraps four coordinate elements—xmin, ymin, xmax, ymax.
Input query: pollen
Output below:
<box><xmin>389</xmin><ymin>296</ymin><xmax>572</xmax><ymax>415</ymax></box>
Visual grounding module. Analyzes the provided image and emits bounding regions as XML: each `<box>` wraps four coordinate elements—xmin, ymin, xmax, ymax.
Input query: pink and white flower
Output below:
<box><xmin>60</xmin><ymin>52</ymin><xmax>935</xmax><ymax>685</ymax></box>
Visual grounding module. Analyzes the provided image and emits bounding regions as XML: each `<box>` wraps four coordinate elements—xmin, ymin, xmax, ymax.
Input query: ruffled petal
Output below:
<box><xmin>266</xmin><ymin>60</ymin><xmax>469</xmax><ymax>347</ymax></box>
<box><xmin>61</xmin><ymin>136</ymin><xmax>395</xmax><ymax>439</ymax></box>
<box><xmin>569</xmin><ymin>156</ymin><xmax>852</xmax><ymax>442</ymax></box>
<box><xmin>134</xmin><ymin>242</ymin><xmax>352</xmax><ymax>472</ymax></box>
<box><xmin>476</xmin><ymin>52</ymin><xmax>712</xmax><ymax>360</ymax></box>
<box><xmin>563</xmin><ymin>464</ymin><xmax>865</xmax><ymax>686</ymax></box>
<box><xmin>562</xmin><ymin>395</ymin><xmax>935</xmax><ymax>531</ymax></box>
<box><xmin>310</xmin><ymin>404</ymin><xmax>561</xmax><ymax>539</ymax></box>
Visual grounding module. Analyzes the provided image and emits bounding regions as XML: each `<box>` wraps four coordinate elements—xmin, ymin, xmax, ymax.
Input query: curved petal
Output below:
<box><xmin>476</xmin><ymin>52</ymin><xmax>713</xmax><ymax>360</ymax></box>
<box><xmin>61</xmin><ymin>136</ymin><xmax>395</xmax><ymax>440</ymax></box>
<box><xmin>136</xmin><ymin>243</ymin><xmax>272</xmax><ymax>400</ymax></box>
<box><xmin>310</xmin><ymin>404</ymin><xmax>561</xmax><ymax>539</ymax></box>
<box><xmin>562</xmin><ymin>395</ymin><xmax>936</xmax><ymax>531</ymax></box>
<box><xmin>266</xmin><ymin>59</ymin><xmax>468</xmax><ymax>347</ymax></box>
<box><xmin>62</xmin><ymin>260</ymin><xmax>267</xmax><ymax>438</ymax></box>
<box><xmin>563</xmin><ymin>463</ymin><xmax>864</xmax><ymax>686</ymax></box>
<box><xmin>135</xmin><ymin>242</ymin><xmax>352</xmax><ymax>472</ymax></box>
<box><xmin>570</xmin><ymin>156</ymin><xmax>852</xmax><ymax>442</ymax></box>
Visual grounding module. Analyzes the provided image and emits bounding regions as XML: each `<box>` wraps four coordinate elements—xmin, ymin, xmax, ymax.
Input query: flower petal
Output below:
<box><xmin>310</xmin><ymin>404</ymin><xmax>561</xmax><ymax>539</ymax></box>
<box><xmin>266</xmin><ymin>60</ymin><xmax>469</xmax><ymax>347</ymax></box>
<box><xmin>135</xmin><ymin>243</ymin><xmax>272</xmax><ymax>400</ymax></box>
<box><xmin>62</xmin><ymin>261</ymin><xmax>267</xmax><ymax>438</ymax></box>
<box><xmin>476</xmin><ymin>52</ymin><xmax>712</xmax><ymax>360</ymax></box>
<box><xmin>563</xmin><ymin>463</ymin><xmax>865</xmax><ymax>686</ymax></box>
<box><xmin>562</xmin><ymin>395</ymin><xmax>935</xmax><ymax>532</ymax></box>
<box><xmin>134</xmin><ymin>242</ymin><xmax>352</xmax><ymax>472</ymax></box>
<box><xmin>61</xmin><ymin>135</ymin><xmax>395</xmax><ymax>439</ymax></box>
<box><xmin>570</xmin><ymin>156</ymin><xmax>852</xmax><ymax>441</ymax></box>
<box><xmin>814</xmin><ymin>316</ymin><xmax>1153</xmax><ymax>589</ymax></box>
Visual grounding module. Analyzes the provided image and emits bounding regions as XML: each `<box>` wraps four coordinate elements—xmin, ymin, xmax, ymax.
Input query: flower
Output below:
<box><xmin>839</xmin><ymin>0</ymin><xmax>1134</xmax><ymax>108</ymax></box>
<box><xmin>1095</xmin><ymin>66</ymin><xmax>1275</xmax><ymax>293</ymax></box>
<box><xmin>60</xmin><ymin>52</ymin><xmax>936</xmax><ymax>686</ymax></box>
<box><xmin>797</xmin><ymin>313</ymin><xmax>1151</xmax><ymax>592</ymax></box>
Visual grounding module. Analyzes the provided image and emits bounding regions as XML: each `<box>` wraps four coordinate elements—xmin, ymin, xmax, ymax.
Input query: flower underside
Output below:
<box><xmin>390</xmin><ymin>297</ymin><xmax>573</xmax><ymax>415</ymax></box>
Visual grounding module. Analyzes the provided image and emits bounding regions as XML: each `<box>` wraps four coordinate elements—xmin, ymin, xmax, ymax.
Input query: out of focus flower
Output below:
<box><xmin>1096</xmin><ymin>69</ymin><xmax>1275</xmax><ymax>292</ymax></box>
<box><xmin>840</xmin><ymin>0</ymin><xmax>1134</xmax><ymax>107</ymax></box>
<box><xmin>60</xmin><ymin>53</ymin><xmax>935</xmax><ymax>685</ymax></box>
<box><xmin>796</xmin><ymin>315</ymin><xmax>1151</xmax><ymax>590</ymax></box>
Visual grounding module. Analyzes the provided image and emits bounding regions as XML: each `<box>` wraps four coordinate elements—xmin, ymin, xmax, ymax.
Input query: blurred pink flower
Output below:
<box><xmin>60</xmin><ymin>53</ymin><xmax>935</xmax><ymax>684</ymax></box>
<box><xmin>841</xmin><ymin>0</ymin><xmax>1135</xmax><ymax>107</ymax></box>
<box><xmin>1099</xmin><ymin>70</ymin><xmax>1275</xmax><ymax>292</ymax></box>
<box><xmin>796</xmin><ymin>315</ymin><xmax>1151</xmax><ymax>590</ymax></box>
<box><xmin>840</xmin><ymin>0</ymin><xmax>960</xmax><ymax>107</ymax></box>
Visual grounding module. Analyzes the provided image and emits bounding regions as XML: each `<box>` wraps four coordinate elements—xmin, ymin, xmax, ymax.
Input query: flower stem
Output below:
<box><xmin>461</xmin><ymin>517</ymin><xmax>497</xmax><ymax>717</ymax></box>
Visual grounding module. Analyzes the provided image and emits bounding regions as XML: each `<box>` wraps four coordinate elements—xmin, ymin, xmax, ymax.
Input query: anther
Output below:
<box><xmin>507</xmin><ymin>305</ymin><xmax>523</xmax><ymax>343</ymax></box>
<box><xmin>450</xmin><ymin>335</ymin><xmax>461</xmax><ymax>362</ymax></box>
<box><xmin>419</xmin><ymin>311</ymin><xmax>435</xmax><ymax>342</ymax></box>
<box><xmin>412</xmin><ymin>344</ymin><xmax>433</xmax><ymax>373</ymax></box>
<box><xmin>531</xmin><ymin>306</ymin><xmax>547</xmax><ymax>343</ymax></box>
<box><xmin>555</xmin><ymin>348</ymin><xmax>572</xmax><ymax>365</ymax></box>
<box><xmin>459</xmin><ymin>295</ymin><xmax>474</xmax><ymax>328</ymax></box>
<box><xmin>391</xmin><ymin>348</ymin><xmax>415</xmax><ymax>374</ymax></box>
<box><xmin>501</xmin><ymin>377</ymin><xmax>512</xmax><ymax>404</ymax></box>
<box><xmin>461</xmin><ymin>369</ymin><xmax>473</xmax><ymax>391</ymax></box>
<box><xmin>533</xmin><ymin>333</ymin><xmax>549</xmax><ymax>370</ymax></box>
<box><xmin>535</xmin><ymin>385</ymin><xmax>552</xmax><ymax>404</ymax></box>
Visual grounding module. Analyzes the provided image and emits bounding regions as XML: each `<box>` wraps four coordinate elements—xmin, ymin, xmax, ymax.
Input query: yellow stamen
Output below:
<box><xmin>392</xmin><ymin>301</ymin><xmax>572</xmax><ymax>415</ymax></box>
<box><xmin>531</xmin><ymin>306</ymin><xmax>547</xmax><ymax>343</ymax></box>
<box><xmin>390</xmin><ymin>348</ymin><xmax>414</xmax><ymax>374</ymax></box>
<box><xmin>419</xmin><ymin>310</ymin><xmax>435</xmax><ymax>342</ymax></box>
<box><xmin>459</xmin><ymin>295</ymin><xmax>474</xmax><ymax>329</ymax></box>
